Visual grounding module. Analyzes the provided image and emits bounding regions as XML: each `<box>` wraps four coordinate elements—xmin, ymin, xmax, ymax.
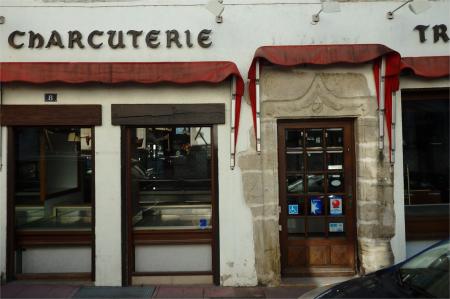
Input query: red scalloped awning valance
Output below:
<box><xmin>0</xmin><ymin>61</ymin><xmax>244</xmax><ymax>165</ymax></box>
<box><xmin>247</xmin><ymin>44</ymin><xmax>401</xmax><ymax>160</ymax></box>
<box><xmin>401</xmin><ymin>56</ymin><xmax>450</xmax><ymax>78</ymax></box>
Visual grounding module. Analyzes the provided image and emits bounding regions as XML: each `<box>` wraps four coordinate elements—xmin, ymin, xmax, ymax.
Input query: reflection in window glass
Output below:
<box><xmin>328</xmin><ymin>174</ymin><xmax>344</xmax><ymax>193</ymax></box>
<box><xmin>286</xmin><ymin>130</ymin><xmax>303</xmax><ymax>148</ymax></box>
<box><xmin>327</xmin><ymin>151</ymin><xmax>343</xmax><ymax>170</ymax></box>
<box><xmin>326</xmin><ymin>128</ymin><xmax>343</xmax><ymax>147</ymax></box>
<box><xmin>287</xmin><ymin>218</ymin><xmax>305</xmax><ymax>234</ymax></box>
<box><xmin>131</xmin><ymin>127</ymin><xmax>212</xmax><ymax>230</ymax></box>
<box><xmin>287</xmin><ymin>176</ymin><xmax>304</xmax><ymax>194</ymax></box>
<box><xmin>14</xmin><ymin>127</ymin><xmax>93</xmax><ymax>231</ymax></box>
<box><xmin>307</xmin><ymin>174</ymin><xmax>324</xmax><ymax>193</ymax></box>
<box><xmin>306</xmin><ymin>129</ymin><xmax>323</xmax><ymax>148</ymax></box>
<box><xmin>307</xmin><ymin>151</ymin><xmax>324</xmax><ymax>171</ymax></box>
<box><xmin>286</xmin><ymin>154</ymin><xmax>304</xmax><ymax>172</ymax></box>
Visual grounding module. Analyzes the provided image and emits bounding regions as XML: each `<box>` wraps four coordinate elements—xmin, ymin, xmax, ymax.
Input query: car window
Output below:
<box><xmin>399</xmin><ymin>241</ymin><xmax>449</xmax><ymax>298</ymax></box>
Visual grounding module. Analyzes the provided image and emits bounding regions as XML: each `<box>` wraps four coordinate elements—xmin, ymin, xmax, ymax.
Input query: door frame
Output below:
<box><xmin>277</xmin><ymin>118</ymin><xmax>357</xmax><ymax>276</ymax></box>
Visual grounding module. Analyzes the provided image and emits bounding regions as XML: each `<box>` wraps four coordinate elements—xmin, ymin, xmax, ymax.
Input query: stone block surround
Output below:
<box><xmin>238</xmin><ymin>65</ymin><xmax>395</xmax><ymax>286</ymax></box>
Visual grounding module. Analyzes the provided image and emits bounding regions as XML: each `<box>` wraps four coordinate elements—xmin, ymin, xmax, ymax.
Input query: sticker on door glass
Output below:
<box><xmin>310</xmin><ymin>197</ymin><xmax>323</xmax><ymax>215</ymax></box>
<box><xmin>329</xmin><ymin>222</ymin><xmax>344</xmax><ymax>232</ymax></box>
<box><xmin>288</xmin><ymin>204</ymin><xmax>299</xmax><ymax>215</ymax></box>
<box><xmin>329</xmin><ymin>195</ymin><xmax>343</xmax><ymax>216</ymax></box>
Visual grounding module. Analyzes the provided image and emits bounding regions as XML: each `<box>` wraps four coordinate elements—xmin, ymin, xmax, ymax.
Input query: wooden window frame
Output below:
<box><xmin>122</xmin><ymin>124</ymin><xmax>220</xmax><ymax>286</ymax></box>
<box><xmin>401</xmin><ymin>88</ymin><xmax>450</xmax><ymax>240</ymax></box>
<box><xmin>5</xmin><ymin>105</ymin><xmax>100</xmax><ymax>281</ymax></box>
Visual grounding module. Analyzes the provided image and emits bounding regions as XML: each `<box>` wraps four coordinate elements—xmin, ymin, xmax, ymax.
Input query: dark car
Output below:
<box><xmin>301</xmin><ymin>239</ymin><xmax>449</xmax><ymax>298</ymax></box>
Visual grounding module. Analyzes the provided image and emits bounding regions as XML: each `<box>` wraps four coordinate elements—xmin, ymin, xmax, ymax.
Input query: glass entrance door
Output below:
<box><xmin>278</xmin><ymin>119</ymin><xmax>356</xmax><ymax>276</ymax></box>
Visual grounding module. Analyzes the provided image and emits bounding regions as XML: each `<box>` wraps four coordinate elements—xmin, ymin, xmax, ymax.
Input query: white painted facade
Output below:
<box><xmin>0</xmin><ymin>0</ymin><xmax>448</xmax><ymax>286</ymax></box>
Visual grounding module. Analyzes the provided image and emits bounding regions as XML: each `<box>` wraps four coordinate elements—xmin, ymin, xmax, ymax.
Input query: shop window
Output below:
<box><xmin>402</xmin><ymin>88</ymin><xmax>449</xmax><ymax>240</ymax></box>
<box><xmin>130</xmin><ymin>127</ymin><xmax>212</xmax><ymax>230</ymax></box>
<box><xmin>14</xmin><ymin>127</ymin><xmax>94</xmax><ymax>231</ymax></box>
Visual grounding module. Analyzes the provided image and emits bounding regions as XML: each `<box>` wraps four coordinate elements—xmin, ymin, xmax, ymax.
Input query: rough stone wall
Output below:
<box><xmin>238</xmin><ymin>66</ymin><xmax>395</xmax><ymax>286</ymax></box>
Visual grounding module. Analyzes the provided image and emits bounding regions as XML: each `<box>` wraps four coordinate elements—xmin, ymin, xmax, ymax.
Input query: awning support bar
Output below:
<box><xmin>378</xmin><ymin>56</ymin><xmax>386</xmax><ymax>151</ymax></box>
<box><xmin>255</xmin><ymin>59</ymin><xmax>261</xmax><ymax>154</ymax></box>
<box><xmin>230</xmin><ymin>76</ymin><xmax>236</xmax><ymax>169</ymax></box>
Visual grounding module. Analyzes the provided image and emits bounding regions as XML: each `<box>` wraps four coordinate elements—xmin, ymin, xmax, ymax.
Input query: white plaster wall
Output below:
<box><xmin>21</xmin><ymin>247</ymin><xmax>91</xmax><ymax>273</ymax></box>
<box><xmin>0</xmin><ymin>127</ymin><xmax>6</xmax><ymax>280</ymax></box>
<box><xmin>135</xmin><ymin>244</ymin><xmax>212</xmax><ymax>272</ymax></box>
<box><xmin>392</xmin><ymin>77</ymin><xmax>450</xmax><ymax>263</ymax></box>
<box><xmin>0</xmin><ymin>82</ymin><xmax>257</xmax><ymax>286</ymax></box>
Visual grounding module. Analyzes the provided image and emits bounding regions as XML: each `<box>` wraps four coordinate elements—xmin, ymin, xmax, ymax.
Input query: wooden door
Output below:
<box><xmin>278</xmin><ymin>119</ymin><xmax>356</xmax><ymax>276</ymax></box>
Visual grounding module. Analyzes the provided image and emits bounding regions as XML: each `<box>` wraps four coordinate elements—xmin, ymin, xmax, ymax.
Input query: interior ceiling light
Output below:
<box><xmin>205</xmin><ymin>0</ymin><xmax>225</xmax><ymax>23</ymax></box>
<box><xmin>387</xmin><ymin>0</ymin><xmax>431</xmax><ymax>20</ymax></box>
<box><xmin>312</xmin><ymin>1</ymin><xmax>341</xmax><ymax>25</ymax></box>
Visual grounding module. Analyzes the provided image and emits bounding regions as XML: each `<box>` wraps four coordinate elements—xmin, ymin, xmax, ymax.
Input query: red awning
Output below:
<box><xmin>0</xmin><ymin>61</ymin><xmax>244</xmax><ymax>165</ymax></box>
<box><xmin>247</xmin><ymin>44</ymin><xmax>401</xmax><ymax>160</ymax></box>
<box><xmin>401</xmin><ymin>56</ymin><xmax>450</xmax><ymax>78</ymax></box>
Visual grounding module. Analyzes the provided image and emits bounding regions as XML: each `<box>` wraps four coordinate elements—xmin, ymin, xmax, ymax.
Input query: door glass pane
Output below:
<box><xmin>131</xmin><ymin>127</ymin><xmax>212</xmax><ymax>230</ymax></box>
<box><xmin>327</xmin><ymin>151</ymin><xmax>343</xmax><ymax>170</ymax></box>
<box><xmin>306</xmin><ymin>129</ymin><xmax>323</xmax><ymax>148</ymax></box>
<box><xmin>14</xmin><ymin>127</ymin><xmax>93</xmax><ymax>231</ymax></box>
<box><xmin>286</xmin><ymin>153</ymin><xmax>304</xmax><ymax>172</ymax></box>
<box><xmin>326</xmin><ymin>128</ymin><xmax>343</xmax><ymax>147</ymax></box>
<box><xmin>328</xmin><ymin>173</ymin><xmax>344</xmax><ymax>193</ymax></box>
<box><xmin>308</xmin><ymin>218</ymin><xmax>325</xmax><ymax>235</ymax></box>
<box><xmin>286</xmin><ymin>130</ymin><xmax>303</xmax><ymax>148</ymax></box>
<box><xmin>307</xmin><ymin>174</ymin><xmax>324</xmax><ymax>193</ymax></box>
<box><xmin>307</xmin><ymin>151</ymin><xmax>324</xmax><ymax>171</ymax></box>
<box><xmin>287</xmin><ymin>176</ymin><xmax>304</xmax><ymax>194</ymax></box>
<box><xmin>287</xmin><ymin>218</ymin><xmax>305</xmax><ymax>234</ymax></box>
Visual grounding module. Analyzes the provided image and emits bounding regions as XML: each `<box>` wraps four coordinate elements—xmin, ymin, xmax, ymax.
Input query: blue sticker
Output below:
<box><xmin>310</xmin><ymin>198</ymin><xmax>323</xmax><ymax>215</ymax></box>
<box><xmin>199</xmin><ymin>218</ymin><xmax>208</xmax><ymax>229</ymax></box>
<box><xmin>288</xmin><ymin>204</ymin><xmax>299</xmax><ymax>215</ymax></box>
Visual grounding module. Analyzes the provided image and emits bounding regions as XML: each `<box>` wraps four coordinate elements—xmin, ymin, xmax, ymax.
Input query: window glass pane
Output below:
<box><xmin>328</xmin><ymin>195</ymin><xmax>344</xmax><ymax>216</ymax></box>
<box><xmin>307</xmin><ymin>151</ymin><xmax>324</xmax><ymax>171</ymax></box>
<box><xmin>402</xmin><ymin>98</ymin><xmax>449</xmax><ymax>205</ymax></box>
<box><xmin>287</xmin><ymin>197</ymin><xmax>304</xmax><ymax>215</ymax></box>
<box><xmin>307</xmin><ymin>218</ymin><xmax>325</xmax><ymax>235</ymax></box>
<box><xmin>14</xmin><ymin>127</ymin><xmax>93</xmax><ymax>230</ymax></box>
<box><xmin>286</xmin><ymin>153</ymin><xmax>304</xmax><ymax>172</ymax></box>
<box><xmin>307</xmin><ymin>174</ymin><xmax>324</xmax><ymax>193</ymax></box>
<box><xmin>306</xmin><ymin>129</ymin><xmax>323</xmax><ymax>148</ymax></box>
<box><xmin>328</xmin><ymin>220</ymin><xmax>345</xmax><ymax>237</ymax></box>
<box><xmin>328</xmin><ymin>173</ymin><xmax>344</xmax><ymax>193</ymax></box>
<box><xmin>287</xmin><ymin>176</ymin><xmax>304</xmax><ymax>194</ymax></box>
<box><xmin>131</xmin><ymin>127</ymin><xmax>212</xmax><ymax>230</ymax></box>
<box><xmin>286</xmin><ymin>130</ymin><xmax>303</xmax><ymax>148</ymax></box>
<box><xmin>327</xmin><ymin>151</ymin><xmax>343</xmax><ymax>170</ymax></box>
<box><xmin>326</xmin><ymin>128</ymin><xmax>343</xmax><ymax>147</ymax></box>
<box><xmin>287</xmin><ymin>218</ymin><xmax>305</xmax><ymax>234</ymax></box>
<box><xmin>309</xmin><ymin>196</ymin><xmax>324</xmax><ymax>216</ymax></box>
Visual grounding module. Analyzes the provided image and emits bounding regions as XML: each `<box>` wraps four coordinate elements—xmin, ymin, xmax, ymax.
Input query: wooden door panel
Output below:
<box><xmin>288</xmin><ymin>246</ymin><xmax>307</xmax><ymax>266</ymax></box>
<box><xmin>330</xmin><ymin>245</ymin><xmax>350</xmax><ymax>266</ymax></box>
<box><xmin>309</xmin><ymin>246</ymin><xmax>330</xmax><ymax>266</ymax></box>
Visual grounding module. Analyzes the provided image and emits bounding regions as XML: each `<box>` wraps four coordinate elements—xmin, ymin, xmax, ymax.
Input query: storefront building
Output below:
<box><xmin>0</xmin><ymin>0</ymin><xmax>448</xmax><ymax>287</ymax></box>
